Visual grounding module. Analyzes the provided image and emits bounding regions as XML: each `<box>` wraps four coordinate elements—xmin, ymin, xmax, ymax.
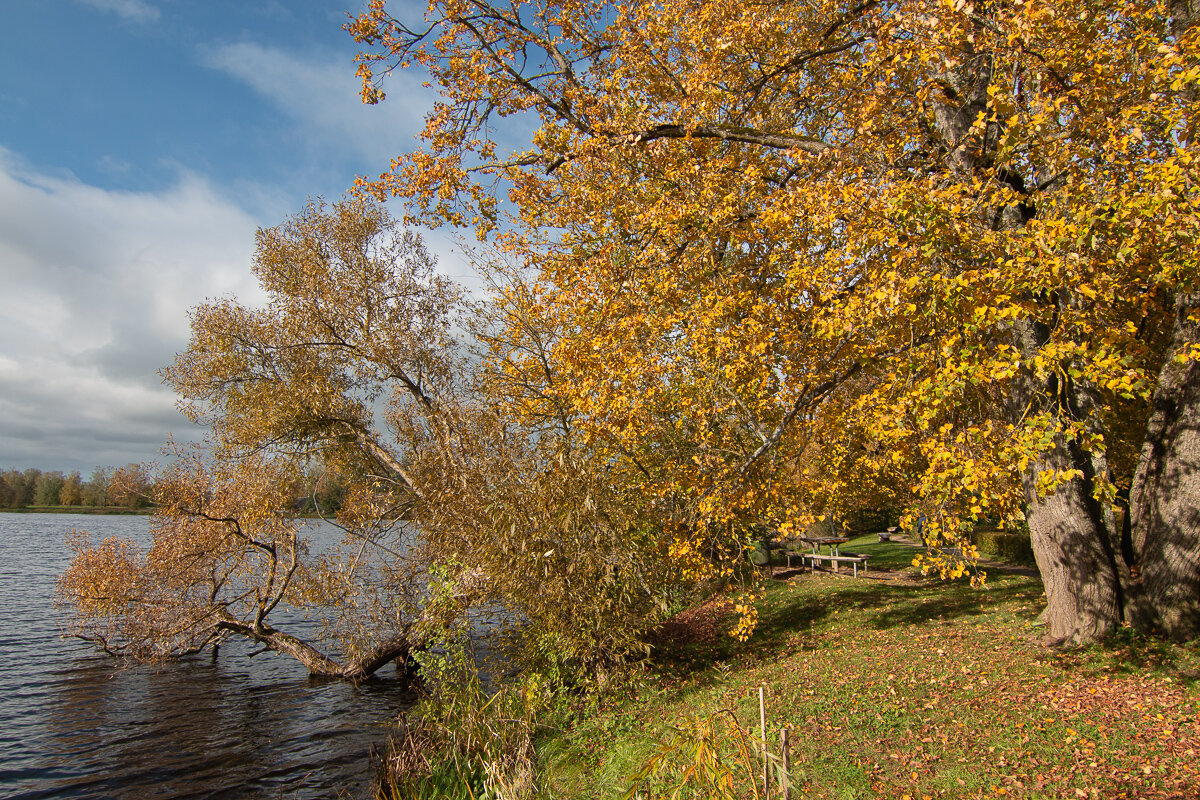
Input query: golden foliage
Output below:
<box><xmin>58</xmin><ymin>455</ymin><xmax>310</xmax><ymax>660</ymax></box>
<box><xmin>350</xmin><ymin>0</ymin><xmax>1200</xmax><ymax>590</ymax></box>
<box><xmin>65</xmin><ymin>198</ymin><xmax>710</xmax><ymax>675</ymax></box>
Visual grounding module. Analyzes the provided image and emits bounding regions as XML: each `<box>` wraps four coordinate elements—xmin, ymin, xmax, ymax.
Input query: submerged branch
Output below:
<box><xmin>213</xmin><ymin>609</ymin><xmax>419</xmax><ymax>681</ymax></box>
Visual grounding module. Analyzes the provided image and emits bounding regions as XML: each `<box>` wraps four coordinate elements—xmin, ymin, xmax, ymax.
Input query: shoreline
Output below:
<box><xmin>0</xmin><ymin>507</ymin><xmax>154</xmax><ymax>515</ymax></box>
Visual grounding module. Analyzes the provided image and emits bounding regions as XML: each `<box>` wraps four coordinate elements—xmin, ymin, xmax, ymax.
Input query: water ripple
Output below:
<box><xmin>0</xmin><ymin>514</ymin><xmax>413</xmax><ymax>799</ymax></box>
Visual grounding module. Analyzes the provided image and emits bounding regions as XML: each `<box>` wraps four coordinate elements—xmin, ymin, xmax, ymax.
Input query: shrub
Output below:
<box><xmin>973</xmin><ymin>528</ymin><xmax>1037</xmax><ymax>566</ymax></box>
<box><xmin>378</xmin><ymin>643</ymin><xmax>551</xmax><ymax>800</ymax></box>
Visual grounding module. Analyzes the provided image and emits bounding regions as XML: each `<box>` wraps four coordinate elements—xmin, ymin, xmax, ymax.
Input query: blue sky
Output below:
<box><xmin>0</xmin><ymin>0</ymin><xmax>476</xmax><ymax>473</ymax></box>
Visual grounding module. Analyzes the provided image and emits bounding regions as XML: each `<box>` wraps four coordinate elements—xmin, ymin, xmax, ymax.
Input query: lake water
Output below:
<box><xmin>0</xmin><ymin>513</ymin><xmax>417</xmax><ymax>799</ymax></box>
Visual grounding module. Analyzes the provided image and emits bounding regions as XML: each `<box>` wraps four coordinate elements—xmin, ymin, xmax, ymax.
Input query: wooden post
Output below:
<box><xmin>780</xmin><ymin>727</ymin><xmax>791</xmax><ymax>800</ymax></box>
<box><xmin>759</xmin><ymin>686</ymin><xmax>768</xmax><ymax>797</ymax></box>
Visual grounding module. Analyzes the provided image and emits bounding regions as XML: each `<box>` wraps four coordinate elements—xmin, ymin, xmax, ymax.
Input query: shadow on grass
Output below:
<box><xmin>641</xmin><ymin>561</ymin><xmax>1049</xmax><ymax>695</ymax></box>
<box><xmin>1048</xmin><ymin>627</ymin><xmax>1200</xmax><ymax>685</ymax></box>
<box><xmin>729</xmin><ymin>575</ymin><xmax>1043</xmax><ymax>669</ymax></box>
<box><xmin>861</xmin><ymin>578</ymin><xmax>1041</xmax><ymax>629</ymax></box>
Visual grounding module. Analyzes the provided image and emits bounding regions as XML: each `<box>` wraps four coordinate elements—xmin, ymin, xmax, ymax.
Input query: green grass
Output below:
<box><xmin>0</xmin><ymin>505</ymin><xmax>151</xmax><ymax>514</ymax></box>
<box><xmin>537</xmin><ymin>536</ymin><xmax>1200</xmax><ymax>799</ymax></box>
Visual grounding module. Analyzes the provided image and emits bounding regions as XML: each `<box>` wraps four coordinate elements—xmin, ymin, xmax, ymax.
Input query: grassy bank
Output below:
<box><xmin>0</xmin><ymin>505</ymin><xmax>152</xmax><ymax>514</ymax></box>
<box><xmin>536</xmin><ymin>535</ymin><xmax>1200</xmax><ymax>800</ymax></box>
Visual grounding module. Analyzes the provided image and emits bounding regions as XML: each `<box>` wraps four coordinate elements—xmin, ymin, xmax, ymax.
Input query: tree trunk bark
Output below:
<box><xmin>1019</xmin><ymin>0</ymin><xmax>1198</xmax><ymax>643</ymax></box>
<box><xmin>1012</xmin><ymin>319</ymin><xmax>1125</xmax><ymax>644</ymax></box>
<box><xmin>1128</xmin><ymin>294</ymin><xmax>1200</xmax><ymax>640</ymax></box>
<box><xmin>919</xmin><ymin>2</ymin><xmax>1200</xmax><ymax>645</ymax></box>
<box><xmin>924</xmin><ymin>26</ymin><xmax>1130</xmax><ymax>644</ymax></box>
<box><xmin>1022</xmin><ymin>438</ymin><xmax>1125</xmax><ymax>644</ymax></box>
<box><xmin>205</xmin><ymin>566</ymin><xmax>489</xmax><ymax>680</ymax></box>
<box><xmin>215</xmin><ymin>612</ymin><xmax>422</xmax><ymax>681</ymax></box>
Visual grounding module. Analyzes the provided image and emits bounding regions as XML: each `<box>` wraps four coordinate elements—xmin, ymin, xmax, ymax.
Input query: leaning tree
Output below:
<box><xmin>60</xmin><ymin>199</ymin><xmax>464</xmax><ymax>678</ymax></box>
<box><xmin>59</xmin><ymin>198</ymin><xmax>689</xmax><ymax>678</ymax></box>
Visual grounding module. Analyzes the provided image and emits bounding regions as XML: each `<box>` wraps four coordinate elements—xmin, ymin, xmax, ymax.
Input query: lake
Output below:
<box><xmin>0</xmin><ymin>513</ymin><xmax>417</xmax><ymax>799</ymax></box>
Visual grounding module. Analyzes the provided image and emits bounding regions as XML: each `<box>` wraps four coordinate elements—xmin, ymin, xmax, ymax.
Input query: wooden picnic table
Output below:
<box><xmin>791</xmin><ymin>536</ymin><xmax>869</xmax><ymax>576</ymax></box>
<box><xmin>796</xmin><ymin>536</ymin><xmax>850</xmax><ymax>556</ymax></box>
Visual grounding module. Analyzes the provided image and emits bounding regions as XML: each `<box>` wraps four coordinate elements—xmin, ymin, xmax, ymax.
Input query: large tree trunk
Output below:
<box><xmin>1012</xmin><ymin>319</ymin><xmax>1127</xmax><ymax>644</ymax></box>
<box><xmin>1024</xmin><ymin>0</ymin><xmax>1199</xmax><ymax>644</ymax></box>
<box><xmin>208</xmin><ymin>565</ymin><xmax>488</xmax><ymax>680</ymax></box>
<box><xmin>924</xmin><ymin>25</ymin><xmax>1128</xmax><ymax>643</ymax></box>
<box><xmin>1021</xmin><ymin>438</ymin><xmax>1125</xmax><ymax>643</ymax></box>
<box><xmin>1119</xmin><ymin>0</ymin><xmax>1200</xmax><ymax>642</ymax></box>
<box><xmin>925</xmin><ymin>3</ymin><xmax>1200</xmax><ymax>645</ymax></box>
<box><xmin>1128</xmin><ymin>294</ymin><xmax>1200</xmax><ymax>640</ymax></box>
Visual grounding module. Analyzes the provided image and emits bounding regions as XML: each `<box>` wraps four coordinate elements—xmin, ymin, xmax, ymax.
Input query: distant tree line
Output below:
<box><xmin>0</xmin><ymin>463</ymin><xmax>351</xmax><ymax>513</ymax></box>
<box><xmin>0</xmin><ymin>465</ymin><xmax>154</xmax><ymax>509</ymax></box>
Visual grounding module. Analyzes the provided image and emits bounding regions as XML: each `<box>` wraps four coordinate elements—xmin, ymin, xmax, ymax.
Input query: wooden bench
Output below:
<box><xmin>799</xmin><ymin>552</ymin><xmax>870</xmax><ymax>577</ymax></box>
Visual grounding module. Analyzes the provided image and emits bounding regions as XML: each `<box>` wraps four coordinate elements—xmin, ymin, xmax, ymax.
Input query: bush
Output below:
<box><xmin>973</xmin><ymin>528</ymin><xmax>1037</xmax><ymax>566</ymax></box>
<box><xmin>378</xmin><ymin>643</ymin><xmax>551</xmax><ymax>800</ymax></box>
<box><xmin>843</xmin><ymin>507</ymin><xmax>900</xmax><ymax>534</ymax></box>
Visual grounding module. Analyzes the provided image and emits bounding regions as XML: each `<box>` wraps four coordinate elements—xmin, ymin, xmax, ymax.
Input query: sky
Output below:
<box><xmin>0</xmin><ymin>0</ymin><xmax>477</xmax><ymax>473</ymax></box>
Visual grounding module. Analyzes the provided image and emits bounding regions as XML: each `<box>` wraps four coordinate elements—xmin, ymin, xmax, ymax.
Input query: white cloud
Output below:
<box><xmin>201</xmin><ymin>41</ymin><xmax>434</xmax><ymax>168</ymax></box>
<box><xmin>76</xmin><ymin>0</ymin><xmax>161</xmax><ymax>23</ymax></box>
<box><xmin>0</xmin><ymin>151</ymin><xmax>264</xmax><ymax>471</ymax></box>
<box><xmin>0</xmin><ymin>150</ymin><xmax>478</xmax><ymax>473</ymax></box>
<box><xmin>198</xmin><ymin>42</ymin><xmax>481</xmax><ymax>293</ymax></box>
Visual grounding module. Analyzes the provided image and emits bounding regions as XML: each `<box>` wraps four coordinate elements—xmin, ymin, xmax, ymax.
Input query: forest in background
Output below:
<box><xmin>0</xmin><ymin>464</ymin><xmax>351</xmax><ymax>513</ymax></box>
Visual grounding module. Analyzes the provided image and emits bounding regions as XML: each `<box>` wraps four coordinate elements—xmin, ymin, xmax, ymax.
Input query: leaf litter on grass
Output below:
<box><xmin>541</xmin><ymin>546</ymin><xmax>1200</xmax><ymax>800</ymax></box>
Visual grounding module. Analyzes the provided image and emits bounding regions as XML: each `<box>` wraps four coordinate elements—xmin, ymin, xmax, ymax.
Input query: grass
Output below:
<box><xmin>537</xmin><ymin>535</ymin><xmax>1200</xmax><ymax>800</ymax></box>
<box><xmin>0</xmin><ymin>505</ymin><xmax>152</xmax><ymax>514</ymax></box>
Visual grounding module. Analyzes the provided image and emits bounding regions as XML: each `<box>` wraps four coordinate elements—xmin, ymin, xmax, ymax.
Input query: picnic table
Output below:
<box><xmin>789</xmin><ymin>535</ymin><xmax>869</xmax><ymax>577</ymax></box>
<box><xmin>797</xmin><ymin>536</ymin><xmax>850</xmax><ymax>555</ymax></box>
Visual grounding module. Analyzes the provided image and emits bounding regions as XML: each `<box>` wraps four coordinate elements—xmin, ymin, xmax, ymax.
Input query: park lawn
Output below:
<box><xmin>538</xmin><ymin>536</ymin><xmax>1200</xmax><ymax>800</ymax></box>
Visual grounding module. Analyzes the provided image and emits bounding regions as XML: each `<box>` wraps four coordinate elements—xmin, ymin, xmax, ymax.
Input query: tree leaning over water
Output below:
<box><xmin>60</xmin><ymin>200</ymin><xmax>458</xmax><ymax>678</ymax></box>
<box><xmin>59</xmin><ymin>198</ymin><xmax>686</xmax><ymax>679</ymax></box>
<box><xmin>348</xmin><ymin>0</ymin><xmax>1200</xmax><ymax>644</ymax></box>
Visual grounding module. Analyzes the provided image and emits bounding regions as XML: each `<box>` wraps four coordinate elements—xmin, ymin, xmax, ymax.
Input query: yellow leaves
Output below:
<box><xmin>729</xmin><ymin>589</ymin><xmax>763</xmax><ymax>642</ymax></box>
<box><xmin>1173</xmin><ymin>343</ymin><xmax>1200</xmax><ymax>365</ymax></box>
<box><xmin>58</xmin><ymin>531</ymin><xmax>143</xmax><ymax>615</ymax></box>
<box><xmin>667</xmin><ymin>532</ymin><xmax>715</xmax><ymax>584</ymax></box>
<box><xmin>1034</xmin><ymin>467</ymin><xmax>1087</xmax><ymax>498</ymax></box>
<box><xmin>338</xmin><ymin>0</ymin><xmax>1200</xmax><ymax>641</ymax></box>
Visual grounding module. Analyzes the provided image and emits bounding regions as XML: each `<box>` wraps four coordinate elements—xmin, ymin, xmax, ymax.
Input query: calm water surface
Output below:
<box><xmin>0</xmin><ymin>513</ymin><xmax>416</xmax><ymax>799</ymax></box>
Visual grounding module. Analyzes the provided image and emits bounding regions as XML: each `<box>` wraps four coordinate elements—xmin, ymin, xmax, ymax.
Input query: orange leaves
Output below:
<box><xmin>60</xmin><ymin>451</ymin><xmax>332</xmax><ymax>662</ymax></box>
<box><xmin>59</xmin><ymin>530</ymin><xmax>143</xmax><ymax>616</ymax></box>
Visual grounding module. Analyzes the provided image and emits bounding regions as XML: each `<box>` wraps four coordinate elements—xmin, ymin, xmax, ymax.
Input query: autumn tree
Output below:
<box><xmin>62</xmin><ymin>452</ymin><xmax>447</xmax><ymax>679</ymax></box>
<box><xmin>109</xmin><ymin>464</ymin><xmax>153</xmax><ymax>509</ymax></box>
<box><xmin>82</xmin><ymin>467</ymin><xmax>110</xmax><ymax>507</ymax></box>
<box><xmin>59</xmin><ymin>472</ymin><xmax>83</xmax><ymax>506</ymax></box>
<box><xmin>33</xmin><ymin>470</ymin><xmax>64</xmax><ymax>507</ymax></box>
<box><xmin>61</xmin><ymin>199</ymin><xmax>460</xmax><ymax>678</ymax></box>
<box><xmin>349</xmin><ymin>0</ymin><xmax>1200</xmax><ymax>643</ymax></box>
<box><xmin>61</xmin><ymin>198</ymin><xmax>685</xmax><ymax>679</ymax></box>
<box><xmin>0</xmin><ymin>469</ymin><xmax>40</xmax><ymax>508</ymax></box>
<box><xmin>0</xmin><ymin>472</ymin><xmax>15</xmax><ymax>509</ymax></box>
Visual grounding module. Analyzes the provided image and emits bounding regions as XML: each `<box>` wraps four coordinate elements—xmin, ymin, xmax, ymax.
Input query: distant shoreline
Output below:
<box><xmin>0</xmin><ymin>507</ymin><xmax>154</xmax><ymax>515</ymax></box>
<box><xmin>0</xmin><ymin>507</ymin><xmax>336</xmax><ymax>519</ymax></box>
